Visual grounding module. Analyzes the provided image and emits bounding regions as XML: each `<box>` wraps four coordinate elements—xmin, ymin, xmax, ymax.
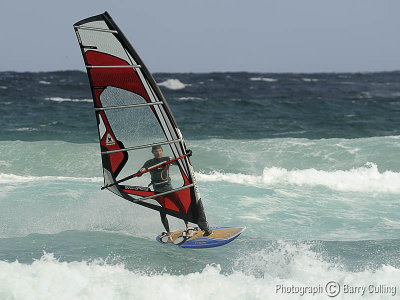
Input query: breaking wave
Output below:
<box><xmin>1</xmin><ymin>242</ymin><xmax>399</xmax><ymax>300</ymax></box>
<box><xmin>301</xmin><ymin>78</ymin><xmax>319</xmax><ymax>82</ymax></box>
<box><xmin>249</xmin><ymin>77</ymin><xmax>278</xmax><ymax>82</ymax></box>
<box><xmin>0</xmin><ymin>173</ymin><xmax>102</xmax><ymax>184</ymax></box>
<box><xmin>157</xmin><ymin>79</ymin><xmax>189</xmax><ymax>90</ymax></box>
<box><xmin>39</xmin><ymin>80</ymin><xmax>51</xmax><ymax>85</ymax></box>
<box><xmin>44</xmin><ymin>97</ymin><xmax>92</xmax><ymax>103</ymax></box>
<box><xmin>178</xmin><ymin>97</ymin><xmax>203</xmax><ymax>101</ymax></box>
<box><xmin>196</xmin><ymin>162</ymin><xmax>400</xmax><ymax>194</ymax></box>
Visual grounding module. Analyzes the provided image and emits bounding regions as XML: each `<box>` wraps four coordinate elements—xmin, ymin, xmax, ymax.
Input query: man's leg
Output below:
<box><xmin>196</xmin><ymin>199</ymin><xmax>212</xmax><ymax>236</ymax></box>
<box><xmin>160</xmin><ymin>212</ymin><xmax>173</xmax><ymax>242</ymax></box>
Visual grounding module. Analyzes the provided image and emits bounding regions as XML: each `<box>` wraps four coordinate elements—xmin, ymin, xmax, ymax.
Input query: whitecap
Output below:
<box><xmin>238</xmin><ymin>214</ymin><xmax>264</xmax><ymax>221</ymax></box>
<box><xmin>39</xmin><ymin>81</ymin><xmax>51</xmax><ymax>85</ymax></box>
<box><xmin>196</xmin><ymin>162</ymin><xmax>400</xmax><ymax>194</ymax></box>
<box><xmin>301</xmin><ymin>78</ymin><xmax>319</xmax><ymax>82</ymax></box>
<box><xmin>5</xmin><ymin>127</ymin><xmax>38</xmax><ymax>132</ymax></box>
<box><xmin>157</xmin><ymin>79</ymin><xmax>190</xmax><ymax>90</ymax></box>
<box><xmin>0</xmin><ymin>173</ymin><xmax>103</xmax><ymax>184</ymax></box>
<box><xmin>249</xmin><ymin>77</ymin><xmax>278</xmax><ymax>82</ymax></box>
<box><xmin>178</xmin><ymin>97</ymin><xmax>203</xmax><ymax>101</ymax></box>
<box><xmin>44</xmin><ymin>97</ymin><xmax>92</xmax><ymax>103</ymax></box>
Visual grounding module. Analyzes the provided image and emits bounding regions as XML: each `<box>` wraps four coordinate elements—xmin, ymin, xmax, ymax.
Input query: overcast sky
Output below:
<box><xmin>1</xmin><ymin>0</ymin><xmax>399</xmax><ymax>73</ymax></box>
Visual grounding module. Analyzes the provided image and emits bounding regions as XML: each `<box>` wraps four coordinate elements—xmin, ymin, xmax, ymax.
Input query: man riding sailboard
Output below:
<box><xmin>73</xmin><ymin>11</ymin><xmax>244</xmax><ymax>248</ymax></box>
<box><xmin>139</xmin><ymin>145</ymin><xmax>212</xmax><ymax>242</ymax></box>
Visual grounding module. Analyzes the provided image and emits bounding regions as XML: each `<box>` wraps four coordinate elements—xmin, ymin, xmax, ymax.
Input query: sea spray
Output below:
<box><xmin>1</xmin><ymin>243</ymin><xmax>400</xmax><ymax>299</ymax></box>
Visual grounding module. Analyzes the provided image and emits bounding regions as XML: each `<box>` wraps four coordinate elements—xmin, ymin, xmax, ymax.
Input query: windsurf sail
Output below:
<box><xmin>73</xmin><ymin>12</ymin><xmax>207</xmax><ymax>224</ymax></box>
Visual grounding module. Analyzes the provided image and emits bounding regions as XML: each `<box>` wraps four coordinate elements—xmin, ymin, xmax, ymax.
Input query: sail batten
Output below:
<box><xmin>74</xmin><ymin>25</ymin><xmax>118</xmax><ymax>33</ymax></box>
<box><xmin>101</xmin><ymin>138</ymin><xmax>183</xmax><ymax>154</ymax></box>
<box><xmin>86</xmin><ymin>65</ymin><xmax>141</xmax><ymax>69</ymax></box>
<box><xmin>73</xmin><ymin>11</ymin><xmax>203</xmax><ymax>223</ymax></box>
<box><xmin>94</xmin><ymin>101</ymin><xmax>163</xmax><ymax>111</ymax></box>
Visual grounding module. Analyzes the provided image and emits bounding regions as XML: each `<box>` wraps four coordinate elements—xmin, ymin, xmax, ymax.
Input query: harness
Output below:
<box><xmin>148</xmin><ymin>160</ymin><xmax>170</xmax><ymax>189</ymax></box>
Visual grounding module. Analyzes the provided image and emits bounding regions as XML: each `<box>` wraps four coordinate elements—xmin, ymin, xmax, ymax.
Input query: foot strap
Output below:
<box><xmin>203</xmin><ymin>230</ymin><xmax>212</xmax><ymax>236</ymax></box>
<box><xmin>159</xmin><ymin>232</ymin><xmax>169</xmax><ymax>243</ymax></box>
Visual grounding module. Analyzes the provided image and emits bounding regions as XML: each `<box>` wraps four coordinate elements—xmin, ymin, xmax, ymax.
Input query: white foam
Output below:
<box><xmin>0</xmin><ymin>173</ymin><xmax>103</xmax><ymax>184</ymax></box>
<box><xmin>249</xmin><ymin>77</ymin><xmax>278</xmax><ymax>82</ymax></box>
<box><xmin>178</xmin><ymin>97</ymin><xmax>203</xmax><ymax>101</ymax></box>
<box><xmin>235</xmin><ymin>241</ymin><xmax>400</xmax><ymax>297</ymax></box>
<box><xmin>0</xmin><ymin>253</ymin><xmax>266</xmax><ymax>300</ymax></box>
<box><xmin>0</xmin><ymin>245</ymin><xmax>399</xmax><ymax>300</ymax></box>
<box><xmin>301</xmin><ymin>78</ymin><xmax>319</xmax><ymax>82</ymax></box>
<box><xmin>157</xmin><ymin>79</ymin><xmax>189</xmax><ymax>90</ymax></box>
<box><xmin>0</xmin><ymin>86</ymin><xmax>8</xmax><ymax>89</ymax></box>
<box><xmin>7</xmin><ymin>127</ymin><xmax>38</xmax><ymax>132</ymax></box>
<box><xmin>196</xmin><ymin>163</ymin><xmax>400</xmax><ymax>194</ymax></box>
<box><xmin>39</xmin><ymin>81</ymin><xmax>51</xmax><ymax>85</ymax></box>
<box><xmin>238</xmin><ymin>214</ymin><xmax>264</xmax><ymax>221</ymax></box>
<box><xmin>44</xmin><ymin>97</ymin><xmax>92</xmax><ymax>103</ymax></box>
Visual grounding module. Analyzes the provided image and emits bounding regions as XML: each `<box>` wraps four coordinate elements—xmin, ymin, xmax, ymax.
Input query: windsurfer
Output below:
<box><xmin>139</xmin><ymin>145</ymin><xmax>194</xmax><ymax>242</ymax></box>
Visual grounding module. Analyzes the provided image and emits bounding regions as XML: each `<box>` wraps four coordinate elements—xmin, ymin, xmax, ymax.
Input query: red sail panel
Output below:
<box><xmin>86</xmin><ymin>51</ymin><xmax>150</xmax><ymax>104</ymax></box>
<box><xmin>123</xmin><ymin>188</ymin><xmax>191</xmax><ymax>214</ymax></box>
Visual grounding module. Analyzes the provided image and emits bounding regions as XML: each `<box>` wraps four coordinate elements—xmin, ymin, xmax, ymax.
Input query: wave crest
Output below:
<box><xmin>44</xmin><ymin>97</ymin><xmax>92</xmax><ymax>103</ymax></box>
<box><xmin>196</xmin><ymin>163</ymin><xmax>400</xmax><ymax>194</ymax></box>
<box><xmin>0</xmin><ymin>173</ymin><xmax>102</xmax><ymax>184</ymax></box>
<box><xmin>157</xmin><ymin>79</ymin><xmax>189</xmax><ymax>90</ymax></box>
<box><xmin>1</xmin><ymin>244</ymin><xmax>399</xmax><ymax>299</ymax></box>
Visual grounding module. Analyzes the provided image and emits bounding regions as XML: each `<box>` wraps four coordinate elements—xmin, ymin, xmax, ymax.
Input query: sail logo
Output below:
<box><xmin>105</xmin><ymin>133</ymin><xmax>116</xmax><ymax>145</ymax></box>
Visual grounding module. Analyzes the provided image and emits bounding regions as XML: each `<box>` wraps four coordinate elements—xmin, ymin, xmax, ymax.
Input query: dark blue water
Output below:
<box><xmin>1</xmin><ymin>71</ymin><xmax>399</xmax><ymax>142</ymax></box>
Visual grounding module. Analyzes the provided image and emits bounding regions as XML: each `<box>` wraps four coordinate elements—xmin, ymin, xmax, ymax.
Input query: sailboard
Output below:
<box><xmin>157</xmin><ymin>227</ymin><xmax>246</xmax><ymax>249</ymax></box>
<box><xmin>73</xmin><ymin>12</ymin><xmax>244</xmax><ymax>247</ymax></box>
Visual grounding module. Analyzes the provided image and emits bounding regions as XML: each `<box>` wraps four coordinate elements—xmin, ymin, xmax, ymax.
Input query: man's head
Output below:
<box><xmin>152</xmin><ymin>145</ymin><xmax>163</xmax><ymax>158</ymax></box>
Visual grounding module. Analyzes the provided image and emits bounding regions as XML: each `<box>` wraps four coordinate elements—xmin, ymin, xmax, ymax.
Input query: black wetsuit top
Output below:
<box><xmin>142</xmin><ymin>157</ymin><xmax>175</xmax><ymax>187</ymax></box>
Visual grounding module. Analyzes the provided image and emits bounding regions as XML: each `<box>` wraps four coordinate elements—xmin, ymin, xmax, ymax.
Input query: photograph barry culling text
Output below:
<box><xmin>275</xmin><ymin>283</ymin><xmax>396</xmax><ymax>297</ymax></box>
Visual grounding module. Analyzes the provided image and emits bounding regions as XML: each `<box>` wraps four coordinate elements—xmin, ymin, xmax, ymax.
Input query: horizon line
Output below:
<box><xmin>1</xmin><ymin>69</ymin><xmax>400</xmax><ymax>75</ymax></box>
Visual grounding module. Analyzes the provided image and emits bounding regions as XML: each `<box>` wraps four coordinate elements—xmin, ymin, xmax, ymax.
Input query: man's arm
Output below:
<box><xmin>139</xmin><ymin>160</ymin><xmax>151</xmax><ymax>175</ymax></box>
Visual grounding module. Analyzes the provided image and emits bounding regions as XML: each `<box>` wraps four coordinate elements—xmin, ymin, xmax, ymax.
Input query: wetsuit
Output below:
<box><xmin>142</xmin><ymin>157</ymin><xmax>188</xmax><ymax>232</ymax></box>
<box><xmin>142</xmin><ymin>157</ymin><xmax>211</xmax><ymax>235</ymax></box>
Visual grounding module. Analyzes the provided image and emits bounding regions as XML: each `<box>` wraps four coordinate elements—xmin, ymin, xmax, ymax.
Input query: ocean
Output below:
<box><xmin>0</xmin><ymin>71</ymin><xmax>399</xmax><ymax>299</ymax></box>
